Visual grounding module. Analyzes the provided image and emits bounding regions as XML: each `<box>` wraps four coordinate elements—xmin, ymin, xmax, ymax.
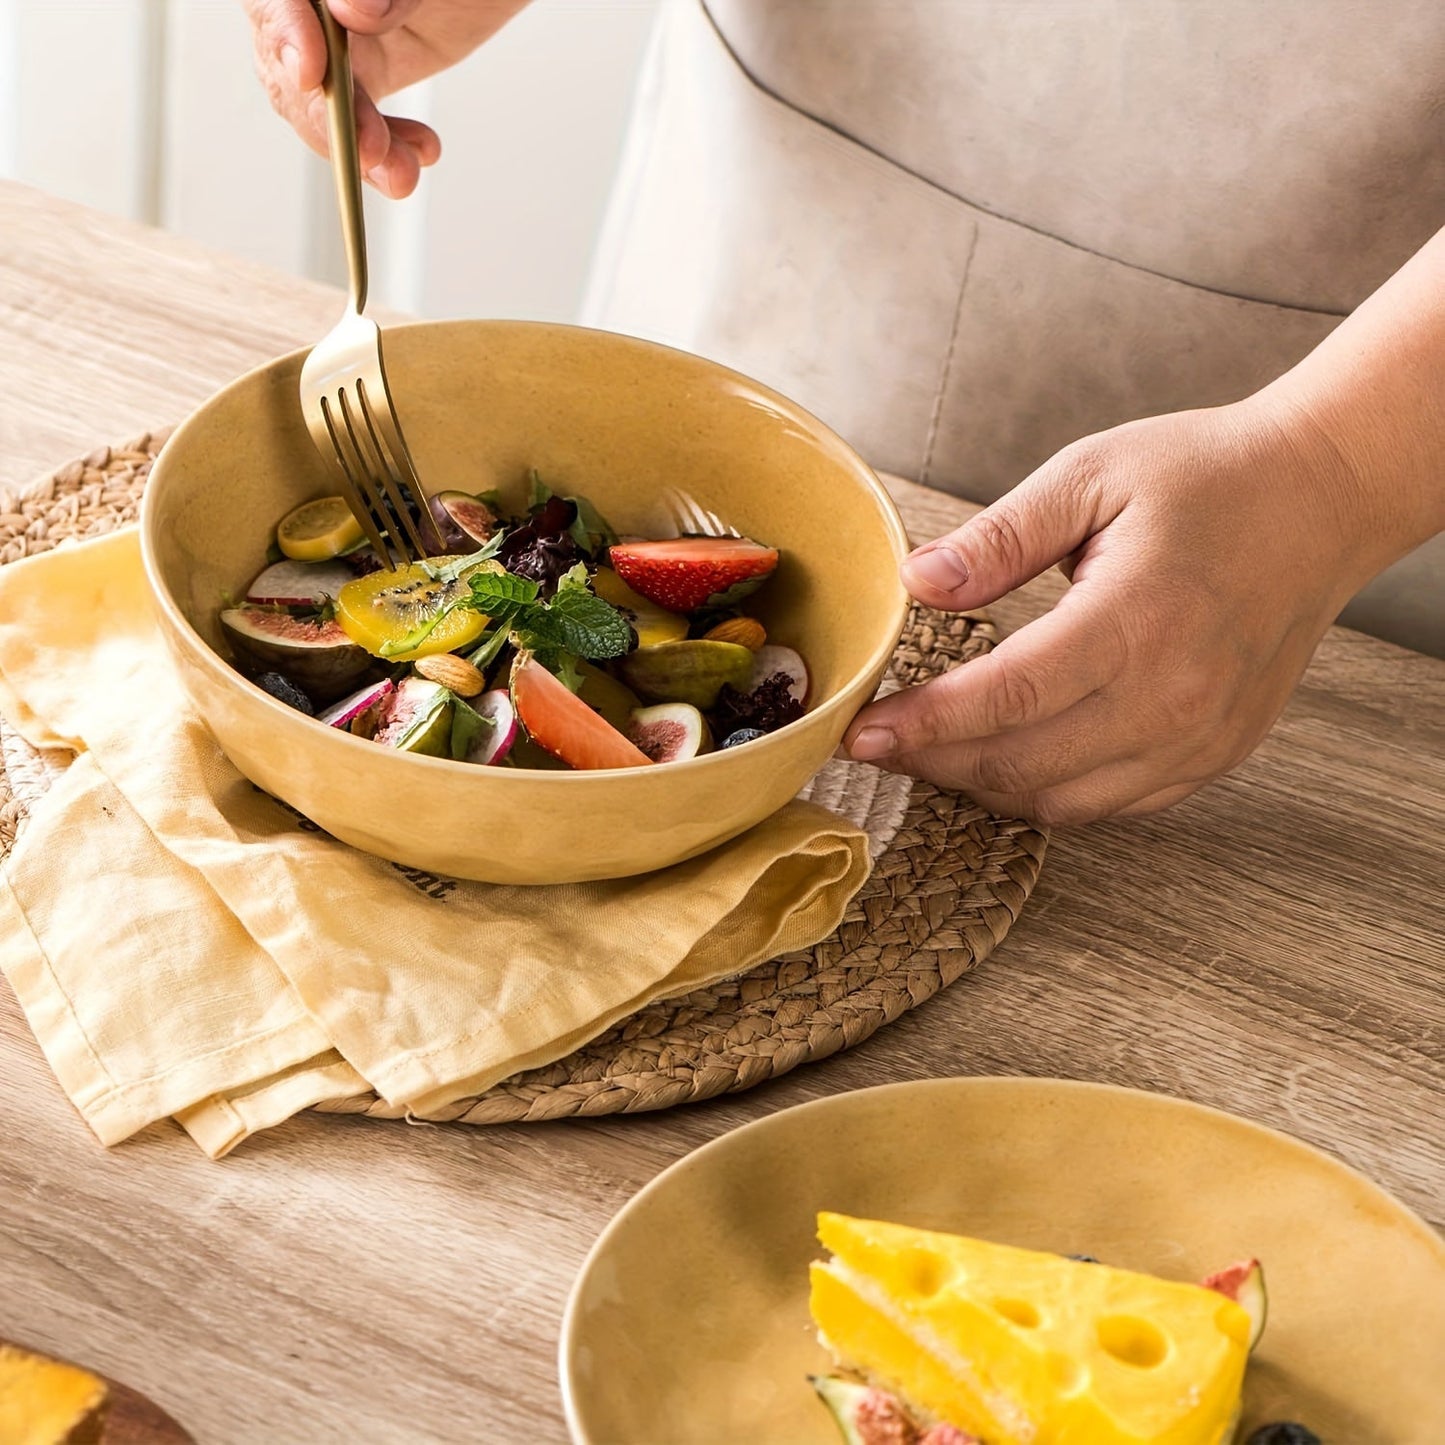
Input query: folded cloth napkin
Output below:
<box><xmin>0</xmin><ymin>529</ymin><xmax>870</xmax><ymax>1157</ymax></box>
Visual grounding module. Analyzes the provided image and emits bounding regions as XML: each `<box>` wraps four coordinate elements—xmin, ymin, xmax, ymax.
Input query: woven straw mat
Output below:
<box><xmin>0</xmin><ymin>433</ymin><xmax>1048</xmax><ymax>1125</ymax></box>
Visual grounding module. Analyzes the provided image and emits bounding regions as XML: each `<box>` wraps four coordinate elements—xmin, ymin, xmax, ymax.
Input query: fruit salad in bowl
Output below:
<box><xmin>140</xmin><ymin>319</ymin><xmax>910</xmax><ymax>883</ymax></box>
<box><xmin>219</xmin><ymin>475</ymin><xmax>815</xmax><ymax>772</ymax></box>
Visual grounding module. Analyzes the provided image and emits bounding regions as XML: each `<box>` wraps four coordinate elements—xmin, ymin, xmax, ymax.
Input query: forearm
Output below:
<box><xmin>1257</xmin><ymin>224</ymin><xmax>1445</xmax><ymax>581</ymax></box>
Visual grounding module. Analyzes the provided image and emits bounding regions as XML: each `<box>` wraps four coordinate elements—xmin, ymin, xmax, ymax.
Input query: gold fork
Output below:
<box><xmin>298</xmin><ymin>0</ymin><xmax>434</xmax><ymax>567</ymax></box>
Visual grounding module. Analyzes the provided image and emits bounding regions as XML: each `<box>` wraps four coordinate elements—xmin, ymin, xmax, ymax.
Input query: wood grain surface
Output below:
<box><xmin>0</xmin><ymin>181</ymin><xmax>1441</xmax><ymax>1445</ymax></box>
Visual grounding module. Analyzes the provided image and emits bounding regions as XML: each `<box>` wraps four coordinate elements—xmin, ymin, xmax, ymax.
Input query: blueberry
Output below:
<box><xmin>1246</xmin><ymin>1425</ymin><xmax>1322</xmax><ymax>1445</ymax></box>
<box><xmin>720</xmin><ymin>728</ymin><xmax>767</xmax><ymax>749</ymax></box>
<box><xmin>256</xmin><ymin>672</ymin><xmax>315</xmax><ymax>715</ymax></box>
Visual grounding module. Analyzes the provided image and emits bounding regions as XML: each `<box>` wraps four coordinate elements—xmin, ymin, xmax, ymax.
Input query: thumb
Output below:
<box><xmin>901</xmin><ymin>456</ymin><xmax>1108</xmax><ymax>610</ymax></box>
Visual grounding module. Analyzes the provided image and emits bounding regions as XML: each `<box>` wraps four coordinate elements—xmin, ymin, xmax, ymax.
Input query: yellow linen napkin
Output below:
<box><xmin>0</xmin><ymin>529</ymin><xmax>870</xmax><ymax>1156</ymax></box>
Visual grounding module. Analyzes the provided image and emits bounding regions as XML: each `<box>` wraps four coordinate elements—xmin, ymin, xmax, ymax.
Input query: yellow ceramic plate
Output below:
<box><xmin>560</xmin><ymin>1078</ymin><xmax>1444</xmax><ymax>1444</ymax></box>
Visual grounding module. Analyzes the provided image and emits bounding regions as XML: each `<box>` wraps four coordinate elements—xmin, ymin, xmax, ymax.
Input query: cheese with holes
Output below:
<box><xmin>0</xmin><ymin>1345</ymin><xmax>109</xmax><ymax>1445</ymax></box>
<box><xmin>809</xmin><ymin>1213</ymin><xmax>1250</xmax><ymax>1445</ymax></box>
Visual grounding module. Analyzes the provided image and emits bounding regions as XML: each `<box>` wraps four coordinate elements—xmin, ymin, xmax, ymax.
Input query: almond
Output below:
<box><xmin>703</xmin><ymin>616</ymin><xmax>767</xmax><ymax>652</ymax></box>
<box><xmin>414</xmin><ymin>653</ymin><xmax>486</xmax><ymax>697</ymax></box>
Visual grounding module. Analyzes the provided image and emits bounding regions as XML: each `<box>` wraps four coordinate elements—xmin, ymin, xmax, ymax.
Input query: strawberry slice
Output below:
<box><xmin>511</xmin><ymin>654</ymin><xmax>652</xmax><ymax>770</ymax></box>
<box><xmin>609</xmin><ymin>537</ymin><xmax>779</xmax><ymax>614</ymax></box>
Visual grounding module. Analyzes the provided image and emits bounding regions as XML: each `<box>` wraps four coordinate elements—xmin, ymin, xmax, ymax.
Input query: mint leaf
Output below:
<box><xmin>524</xmin><ymin>586</ymin><xmax>632</xmax><ymax>659</ymax></box>
<box><xmin>449</xmin><ymin>694</ymin><xmax>494</xmax><ymax>762</ymax></box>
<box><xmin>466</xmin><ymin>570</ymin><xmax>541</xmax><ymax>625</ymax></box>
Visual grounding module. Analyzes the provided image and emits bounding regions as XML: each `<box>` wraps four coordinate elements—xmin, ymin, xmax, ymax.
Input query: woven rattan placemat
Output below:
<box><xmin>0</xmin><ymin>434</ymin><xmax>1047</xmax><ymax>1124</ymax></box>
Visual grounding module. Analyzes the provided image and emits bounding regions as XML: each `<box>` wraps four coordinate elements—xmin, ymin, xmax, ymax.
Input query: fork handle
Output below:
<box><xmin>311</xmin><ymin>0</ymin><xmax>369</xmax><ymax>313</ymax></box>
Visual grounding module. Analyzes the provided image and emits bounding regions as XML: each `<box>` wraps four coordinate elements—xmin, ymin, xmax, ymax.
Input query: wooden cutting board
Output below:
<box><xmin>0</xmin><ymin>1339</ymin><xmax>193</xmax><ymax>1444</ymax></box>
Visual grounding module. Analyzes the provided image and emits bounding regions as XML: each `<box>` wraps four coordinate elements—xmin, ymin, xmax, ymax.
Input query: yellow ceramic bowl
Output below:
<box><xmin>141</xmin><ymin>321</ymin><xmax>910</xmax><ymax>884</ymax></box>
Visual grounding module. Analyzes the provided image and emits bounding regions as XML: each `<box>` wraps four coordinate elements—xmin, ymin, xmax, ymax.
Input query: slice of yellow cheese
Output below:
<box><xmin>810</xmin><ymin>1213</ymin><xmax>1250</xmax><ymax>1445</ymax></box>
<box><xmin>0</xmin><ymin>1344</ymin><xmax>109</xmax><ymax>1445</ymax></box>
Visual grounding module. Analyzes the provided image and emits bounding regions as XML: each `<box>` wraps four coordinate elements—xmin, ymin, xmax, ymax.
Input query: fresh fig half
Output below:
<box><xmin>245</xmin><ymin>558</ymin><xmax>355</xmax><ymax>608</ymax></box>
<box><xmin>618</xmin><ymin>639</ymin><xmax>754</xmax><ymax>710</ymax></box>
<box><xmin>463</xmin><ymin>689</ymin><xmax>519</xmax><ymax>765</ymax></box>
<box><xmin>220</xmin><ymin>606</ymin><xmax>371</xmax><ymax>703</ymax></box>
<box><xmin>626</xmin><ymin>703</ymin><xmax>710</xmax><ymax>763</ymax></box>
<box><xmin>372</xmin><ymin>677</ymin><xmax>453</xmax><ymax>756</ymax></box>
<box><xmin>317</xmin><ymin>678</ymin><xmax>394</xmax><ymax>739</ymax></box>
<box><xmin>431</xmin><ymin>490</ymin><xmax>499</xmax><ymax>549</ymax></box>
<box><xmin>747</xmin><ymin>644</ymin><xmax>809</xmax><ymax>704</ymax></box>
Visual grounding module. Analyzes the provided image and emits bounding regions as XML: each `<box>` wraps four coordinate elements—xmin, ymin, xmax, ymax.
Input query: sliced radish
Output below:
<box><xmin>317</xmin><ymin>679</ymin><xmax>394</xmax><ymax>739</ymax></box>
<box><xmin>748</xmin><ymin>644</ymin><xmax>809</xmax><ymax>705</ymax></box>
<box><xmin>467</xmin><ymin>689</ymin><xmax>519</xmax><ymax>765</ymax></box>
<box><xmin>246</xmin><ymin>558</ymin><xmax>356</xmax><ymax>607</ymax></box>
<box><xmin>1201</xmin><ymin>1258</ymin><xmax>1268</xmax><ymax>1351</ymax></box>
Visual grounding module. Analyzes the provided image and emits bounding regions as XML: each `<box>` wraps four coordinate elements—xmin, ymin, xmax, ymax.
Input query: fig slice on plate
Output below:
<box><xmin>220</xmin><ymin>605</ymin><xmax>370</xmax><ymax>704</ymax></box>
<box><xmin>626</xmin><ymin>703</ymin><xmax>710</xmax><ymax>763</ymax></box>
<box><xmin>1201</xmin><ymin>1258</ymin><xmax>1267</xmax><ymax>1350</ymax></box>
<box><xmin>810</xmin><ymin>1376</ymin><xmax>978</xmax><ymax>1445</ymax></box>
<box><xmin>511</xmin><ymin>653</ymin><xmax>651</xmax><ymax>770</ymax></box>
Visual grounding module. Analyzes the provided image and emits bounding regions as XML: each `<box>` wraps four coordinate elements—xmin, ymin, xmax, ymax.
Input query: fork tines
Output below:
<box><xmin>318</xmin><ymin>379</ymin><xmax>431</xmax><ymax>568</ymax></box>
<box><xmin>663</xmin><ymin>487</ymin><xmax>742</xmax><ymax>539</ymax></box>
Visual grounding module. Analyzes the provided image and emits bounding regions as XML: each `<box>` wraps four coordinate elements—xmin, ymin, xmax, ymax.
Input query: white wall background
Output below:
<box><xmin>0</xmin><ymin>0</ymin><xmax>660</xmax><ymax>320</ymax></box>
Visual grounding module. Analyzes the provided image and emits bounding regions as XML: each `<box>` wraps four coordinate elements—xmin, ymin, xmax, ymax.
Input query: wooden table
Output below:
<box><xmin>1</xmin><ymin>181</ymin><xmax>1441</xmax><ymax>1444</ymax></box>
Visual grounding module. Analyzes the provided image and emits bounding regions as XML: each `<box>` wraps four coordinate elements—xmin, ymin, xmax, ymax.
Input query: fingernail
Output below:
<box><xmin>347</xmin><ymin>0</ymin><xmax>392</xmax><ymax>15</ymax></box>
<box><xmin>366</xmin><ymin>165</ymin><xmax>391</xmax><ymax>192</ymax></box>
<box><xmin>903</xmin><ymin>547</ymin><xmax>968</xmax><ymax>593</ymax></box>
<box><xmin>848</xmin><ymin>726</ymin><xmax>897</xmax><ymax>761</ymax></box>
<box><xmin>280</xmin><ymin>43</ymin><xmax>301</xmax><ymax>85</ymax></box>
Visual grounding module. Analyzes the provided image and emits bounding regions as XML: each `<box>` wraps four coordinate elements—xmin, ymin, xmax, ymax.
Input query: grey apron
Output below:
<box><xmin>583</xmin><ymin>0</ymin><xmax>1445</xmax><ymax>656</ymax></box>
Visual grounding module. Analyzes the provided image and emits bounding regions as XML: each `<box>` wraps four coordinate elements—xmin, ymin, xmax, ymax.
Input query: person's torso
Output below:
<box><xmin>585</xmin><ymin>0</ymin><xmax>1445</xmax><ymax>653</ymax></box>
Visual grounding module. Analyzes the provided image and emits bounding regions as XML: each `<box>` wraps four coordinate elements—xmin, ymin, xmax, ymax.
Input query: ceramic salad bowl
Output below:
<box><xmin>141</xmin><ymin>321</ymin><xmax>910</xmax><ymax>884</ymax></box>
